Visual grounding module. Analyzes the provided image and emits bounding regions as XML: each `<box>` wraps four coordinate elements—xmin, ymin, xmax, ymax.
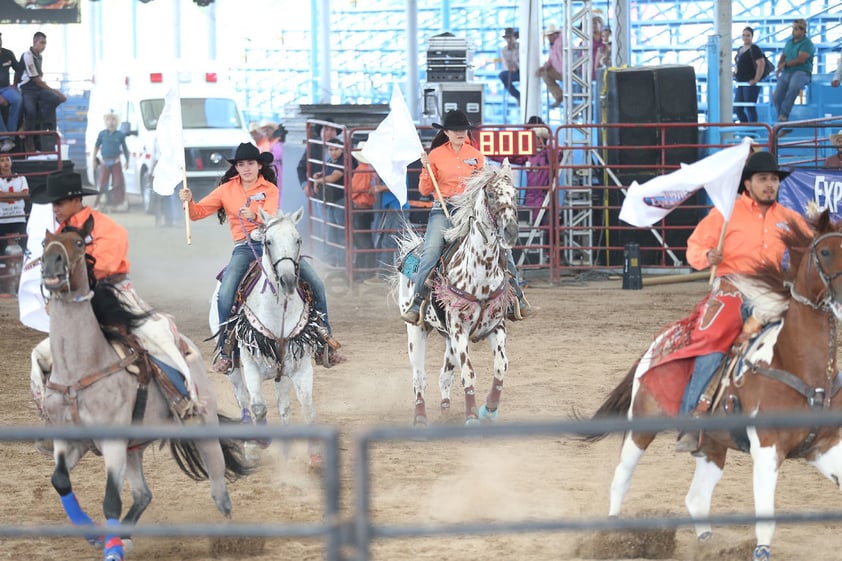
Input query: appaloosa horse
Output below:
<box><xmin>585</xmin><ymin>210</ymin><xmax>842</xmax><ymax>561</ymax></box>
<box><xmin>209</xmin><ymin>207</ymin><xmax>322</xmax><ymax>467</ymax></box>
<box><xmin>37</xmin><ymin>225</ymin><xmax>252</xmax><ymax>561</ymax></box>
<box><xmin>397</xmin><ymin>162</ymin><xmax>519</xmax><ymax>425</ymax></box>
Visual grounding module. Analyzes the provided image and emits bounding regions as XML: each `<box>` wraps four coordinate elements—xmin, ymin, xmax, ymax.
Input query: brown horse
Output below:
<box><xmin>586</xmin><ymin>210</ymin><xmax>842</xmax><ymax>561</ymax></box>
<box><xmin>37</xmin><ymin>223</ymin><xmax>252</xmax><ymax>561</ymax></box>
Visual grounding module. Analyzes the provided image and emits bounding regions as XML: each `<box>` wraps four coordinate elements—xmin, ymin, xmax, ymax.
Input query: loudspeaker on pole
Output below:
<box><xmin>623</xmin><ymin>242</ymin><xmax>643</xmax><ymax>290</ymax></box>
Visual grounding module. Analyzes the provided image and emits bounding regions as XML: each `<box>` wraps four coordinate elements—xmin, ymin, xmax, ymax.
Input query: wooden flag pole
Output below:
<box><xmin>182</xmin><ymin>168</ymin><xmax>191</xmax><ymax>245</ymax></box>
<box><xmin>425</xmin><ymin>163</ymin><xmax>450</xmax><ymax>220</ymax></box>
<box><xmin>708</xmin><ymin>220</ymin><xmax>728</xmax><ymax>284</ymax></box>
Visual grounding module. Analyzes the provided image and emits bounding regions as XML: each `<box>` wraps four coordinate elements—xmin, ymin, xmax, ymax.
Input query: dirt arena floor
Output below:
<box><xmin>2</xmin><ymin>210</ymin><xmax>842</xmax><ymax>561</ymax></box>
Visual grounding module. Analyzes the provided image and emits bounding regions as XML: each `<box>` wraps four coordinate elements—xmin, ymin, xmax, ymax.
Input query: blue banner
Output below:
<box><xmin>779</xmin><ymin>169</ymin><xmax>842</xmax><ymax>221</ymax></box>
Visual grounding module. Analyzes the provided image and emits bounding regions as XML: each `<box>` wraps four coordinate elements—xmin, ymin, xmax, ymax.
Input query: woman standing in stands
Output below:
<box><xmin>734</xmin><ymin>26</ymin><xmax>766</xmax><ymax>123</ymax></box>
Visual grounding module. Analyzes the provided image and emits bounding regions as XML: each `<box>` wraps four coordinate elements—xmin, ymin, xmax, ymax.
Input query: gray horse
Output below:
<box><xmin>36</xmin><ymin>223</ymin><xmax>252</xmax><ymax>561</ymax></box>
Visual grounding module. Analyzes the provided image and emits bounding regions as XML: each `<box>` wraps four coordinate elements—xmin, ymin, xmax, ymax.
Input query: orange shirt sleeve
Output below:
<box><xmin>187</xmin><ymin>177</ymin><xmax>280</xmax><ymax>241</ymax></box>
<box><xmin>419</xmin><ymin>143</ymin><xmax>485</xmax><ymax>199</ymax></box>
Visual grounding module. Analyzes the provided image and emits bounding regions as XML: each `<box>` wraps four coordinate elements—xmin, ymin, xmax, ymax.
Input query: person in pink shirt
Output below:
<box><xmin>537</xmin><ymin>23</ymin><xmax>564</xmax><ymax>108</ymax></box>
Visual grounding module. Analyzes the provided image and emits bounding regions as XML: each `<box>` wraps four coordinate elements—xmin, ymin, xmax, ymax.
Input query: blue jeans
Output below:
<box><xmin>299</xmin><ymin>258</ymin><xmax>331</xmax><ymax>334</ymax></box>
<box><xmin>499</xmin><ymin>69</ymin><xmax>520</xmax><ymax>101</ymax></box>
<box><xmin>217</xmin><ymin>242</ymin><xmax>262</xmax><ymax>331</ymax></box>
<box><xmin>0</xmin><ymin>86</ymin><xmax>22</xmax><ymax>137</ymax></box>
<box><xmin>679</xmin><ymin>352</ymin><xmax>725</xmax><ymax>415</ymax></box>
<box><xmin>772</xmin><ymin>70</ymin><xmax>810</xmax><ymax>120</ymax></box>
<box><xmin>411</xmin><ymin>205</ymin><xmax>451</xmax><ymax>299</ymax></box>
<box><xmin>21</xmin><ymin>85</ymin><xmax>63</xmax><ymax>151</ymax></box>
<box><xmin>325</xmin><ymin>203</ymin><xmax>345</xmax><ymax>267</ymax></box>
<box><xmin>734</xmin><ymin>84</ymin><xmax>760</xmax><ymax>123</ymax></box>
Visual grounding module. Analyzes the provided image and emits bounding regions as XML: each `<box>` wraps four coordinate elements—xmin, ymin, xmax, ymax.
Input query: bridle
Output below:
<box><xmin>261</xmin><ymin>218</ymin><xmax>302</xmax><ymax>291</ymax></box>
<box><xmin>785</xmin><ymin>231</ymin><xmax>842</xmax><ymax>313</ymax></box>
<box><xmin>41</xmin><ymin>235</ymin><xmax>94</xmax><ymax>303</ymax></box>
<box><xmin>474</xmin><ymin>172</ymin><xmax>517</xmax><ymax>245</ymax></box>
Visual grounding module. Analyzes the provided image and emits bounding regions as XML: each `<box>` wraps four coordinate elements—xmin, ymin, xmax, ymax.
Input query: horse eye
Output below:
<box><xmin>820</xmin><ymin>248</ymin><xmax>831</xmax><ymax>258</ymax></box>
<box><xmin>75</xmin><ymin>240</ymin><xmax>84</xmax><ymax>249</ymax></box>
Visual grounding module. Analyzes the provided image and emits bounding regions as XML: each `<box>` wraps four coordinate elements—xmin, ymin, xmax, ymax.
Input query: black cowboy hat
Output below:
<box><xmin>502</xmin><ymin>27</ymin><xmax>519</xmax><ymax>39</ymax></box>
<box><xmin>740</xmin><ymin>150</ymin><xmax>791</xmax><ymax>184</ymax></box>
<box><xmin>226</xmin><ymin>142</ymin><xmax>273</xmax><ymax>165</ymax></box>
<box><xmin>31</xmin><ymin>171</ymin><xmax>98</xmax><ymax>204</ymax></box>
<box><xmin>432</xmin><ymin>109</ymin><xmax>474</xmax><ymax>131</ymax></box>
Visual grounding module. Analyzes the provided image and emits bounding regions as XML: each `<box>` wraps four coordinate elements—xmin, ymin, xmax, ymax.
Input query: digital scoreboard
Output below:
<box><xmin>476</xmin><ymin>129</ymin><xmax>541</xmax><ymax>157</ymax></box>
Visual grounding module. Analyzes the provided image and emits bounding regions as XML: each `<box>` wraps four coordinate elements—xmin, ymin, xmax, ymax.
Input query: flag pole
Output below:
<box><xmin>425</xmin><ymin>163</ymin><xmax>450</xmax><ymax>220</ymax></box>
<box><xmin>708</xmin><ymin>221</ymin><xmax>727</xmax><ymax>284</ymax></box>
<box><xmin>182</xmin><ymin>169</ymin><xmax>191</xmax><ymax>245</ymax></box>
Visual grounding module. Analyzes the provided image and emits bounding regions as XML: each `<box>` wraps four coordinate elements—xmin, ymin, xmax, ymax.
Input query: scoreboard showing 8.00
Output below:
<box><xmin>475</xmin><ymin>129</ymin><xmax>540</xmax><ymax>157</ymax></box>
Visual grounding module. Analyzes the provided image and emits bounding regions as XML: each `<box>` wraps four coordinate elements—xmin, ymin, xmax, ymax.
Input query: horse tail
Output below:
<box><xmin>170</xmin><ymin>414</ymin><xmax>256</xmax><ymax>483</ymax></box>
<box><xmin>572</xmin><ymin>360</ymin><xmax>638</xmax><ymax>443</ymax></box>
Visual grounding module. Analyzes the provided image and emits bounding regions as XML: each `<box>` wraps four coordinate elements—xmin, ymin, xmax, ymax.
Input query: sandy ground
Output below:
<box><xmin>1</xmin><ymin>210</ymin><xmax>842</xmax><ymax>561</ymax></box>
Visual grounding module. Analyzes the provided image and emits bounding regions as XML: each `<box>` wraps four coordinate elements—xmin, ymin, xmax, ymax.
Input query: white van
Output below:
<box><xmin>85</xmin><ymin>63</ymin><xmax>251</xmax><ymax>211</ymax></box>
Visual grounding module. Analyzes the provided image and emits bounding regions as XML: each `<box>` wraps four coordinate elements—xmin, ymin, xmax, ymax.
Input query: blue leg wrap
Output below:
<box><xmin>60</xmin><ymin>492</ymin><xmax>102</xmax><ymax>546</ymax></box>
<box><xmin>104</xmin><ymin>518</ymin><xmax>124</xmax><ymax>561</ymax></box>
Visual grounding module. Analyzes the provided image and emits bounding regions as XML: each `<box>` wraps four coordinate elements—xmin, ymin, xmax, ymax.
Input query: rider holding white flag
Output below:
<box><xmin>674</xmin><ymin>151</ymin><xmax>810</xmax><ymax>453</ymax></box>
<box><xmin>179</xmin><ymin>142</ymin><xmax>340</xmax><ymax>372</ymax></box>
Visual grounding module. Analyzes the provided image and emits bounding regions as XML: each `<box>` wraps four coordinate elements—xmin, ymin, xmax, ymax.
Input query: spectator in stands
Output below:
<box><xmin>499</xmin><ymin>27</ymin><xmax>520</xmax><ymax>105</ymax></box>
<box><xmin>349</xmin><ymin>141</ymin><xmax>377</xmax><ymax>280</ymax></box>
<box><xmin>0</xmin><ymin>154</ymin><xmax>28</xmax><ymax>295</ymax></box>
<box><xmin>0</xmin><ymin>33</ymin><xmax>22</xmax><ymax>153</ymax></box>
<box><xmin>824</xmin><ymin>130</ymin><xmax>842</xmax><ymax>168</ymax></box>
<box><xmin>257</xmin><ymin>120</ymin><xmax>275</xmax><ymax>153</ymax></box>
<box><xmin>92</xmin><ymin>111</ymin><xmax>130</xmax><ymax>212</ymax></box>
<box><xmin>269</xmin><ymin>123</ymin><xmax>287</xmax><ymax>198</ymax></box>
<box><xmin>831</xmin><ymin>56</ymin><xmax>841</xmax><ymax>87</ymax></box>
<box><xmin>734</xmin><ymin>26</ymin><xmax>766</xmax><ymax>123</ymax></box>
<box><xmin>596</xmin><ymin>27</ymin><xmax>612</xmax><ymax>69</ymax></box>
<box><xmin>772</xmin><ymin>18</ymin><xmax>814</xmax><ymax>122</ymax></box>
<box><xmin>589</xmin><ymin>15</ymin><xmax>605</xmax><ymax>80</ymax></box>
<box><xmin>248</xmin><ymin>122</ymin><xmax>262</xmax><ymax>144</ymax></box>
<box><xmin>537</xmin><ymin>23</ymin><xmax>564</xmax><ymax>108</ymax></box>
<box><xmin>18</xmin><ymin>31</ymin><xmax>66</xmax><ymax>153</ymax></box>
<box><xmin>312</xmin><ymin>136</ymin><xmax>346</xmax><ymax>267</ymax></box>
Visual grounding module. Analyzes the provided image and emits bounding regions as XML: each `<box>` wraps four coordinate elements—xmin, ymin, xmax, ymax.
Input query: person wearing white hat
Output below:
<box><xmin>824</xmin><ymin>130</ymin><xmax>842</xmax><ymax>168</ymax></box>
<box><xmin>536</xmin><ymin>23</ymin><xmax>564</xmax><ymax>108</ymax></box>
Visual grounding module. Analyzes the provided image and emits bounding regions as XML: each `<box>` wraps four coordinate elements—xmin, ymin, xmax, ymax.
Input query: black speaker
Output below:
<box><xmin>605</xmin><ymin>65</ymin><xmax>699</xmax><ymax>181</ymax></box>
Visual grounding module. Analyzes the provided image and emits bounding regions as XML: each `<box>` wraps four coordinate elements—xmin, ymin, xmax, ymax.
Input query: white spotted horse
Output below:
<box><xmin>583</xmin><ymin>210</ymin><xmax>842</xmax><ymax>561</ymax></box>
<box><xmin>397</xmin><ymin>161</ymin><xmax>519</xmax><ymax>426</ymax></box>
<box><xmin>37</xmin><ymin>223</ymin><xmax>252</xmax><ymax>561</ymax></box>
<box><xmin>209</xmin><ymin>207</ymin><xmax>323</xmax><ymax>467</ymax></box>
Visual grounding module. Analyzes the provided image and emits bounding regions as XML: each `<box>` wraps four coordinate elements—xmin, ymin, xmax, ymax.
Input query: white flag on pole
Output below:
<box><xmin>619</xmin><ymin>137</ymin><xmax>753</xmax><ymax>227</ymax></box>
<box><xmin>18</xmin><ymin>203</ymin><xmax>57</xmax><ymax>332</ymax></box>
<box><xmin>152</xmin><ymin>86</ymin><xmax>185</xmax><ymax>196</ymax></box>
<box><xmin>360</xmin><ymin>85</ymin><xmax>423</xmax><ymax>206</ymax></box>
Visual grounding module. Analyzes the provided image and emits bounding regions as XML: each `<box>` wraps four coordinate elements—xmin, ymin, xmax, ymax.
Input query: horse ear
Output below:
<box><xmin>82</xmin><ymin>214</ymin><xmax>94</xmax><ymax>238</ymax></box>
<box><xmin>502</xmin><ymin>157</ymin><xmax>510</xmax><ymax>171</ymax></box>
<box><xmin>291</xmin><ymin>207</ymin><xmax>304</xmax><ymax>224</ymax></box>
<box><xmin>257</xmin><ymin>206</ymin><xmax>272</xmax><ymax>224</ymax></box>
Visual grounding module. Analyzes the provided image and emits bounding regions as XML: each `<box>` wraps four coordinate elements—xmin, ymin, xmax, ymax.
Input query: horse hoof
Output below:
<box><xmin>240</xmin><ymin>408</ymin><xmax>253</xmax><ymax>424</ymax></box>
<box><xmin>85</xmin><ymin>533</ymin><xmax>105</xmax><ymax>548</ymax></box>
<box><xmin>697</xmin><ymin>531</ymin><xmax>712</xmax><ymax>542</ymax></box>
<box><xmin>414</xmin><ymin>415</ymin><xmax>428</xmax><ymax>427</ymax></box>
<box><xmin>122</xmin><ymin>538</ymin><xmax>134</xmax><ymax>553</ymax></box>
<box><xmin>465</xmin><ymin>416</ymin><xmax>480</xmax><ymax>426</ymax></box>
<box><xmin>440</xmin><ymin>398</ymin><xmax>451</xmax><ymax>410</ymax></box>
<box><xmin>478</xmin><ymin>404</ymin><xmax>498</xmax><ymax>422</ymax></box>
<box><xmin>255</xmin><ymin>439</ymin><xmax>271</xmax><ymax>449</ymax></box>
<box><xmin>752</xmin><ymin>545</ymin><xmax>771</xmax><ymax>561</ymax></box>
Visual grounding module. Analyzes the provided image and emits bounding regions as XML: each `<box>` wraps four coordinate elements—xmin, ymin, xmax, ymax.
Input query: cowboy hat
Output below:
<box><xmin>534</xmin><ymin>127</ymin><xmax>550</xmax><ymax>140</ymax></box>
<box><xmin>543</xmin><ymin>23</ymin><xmax>561</xmax><ymax>36</ymax></box>
<box><xmin>31</xmin><ymin>171</ymin><xmax>98</xmax><ymax>204</ymax></box>
<box><xmin>739</xmin><ymin>150</ymin><xmax>790</xmax><ymax>184</ymax></box>
<box><xmin>432</xmin><ymin>109</ymin><xmax>474</xmax><ymax>131</ymax></box>
<box><xmin>226</xmin><ymin>142</ymin><xmax>273</xmax><ymax>165</ymax></box>
<box><xmin>830</xmin><ymin>129</ymin><xmax>842</xmax><ymax>144</ymax></box>
<box><xmin>351</xmin><ymin>141</ymin><xmax>369</xmax><ymax>164</ymax></box>
<box><xmin>259</xmin><ymin>119</ymin><xmax>278</xmax><ymax>130</ymax></box>
<box><xmin>502</xmin><ymin>27</ymin><xmax>519</xmax><ymax>39</ymax></box>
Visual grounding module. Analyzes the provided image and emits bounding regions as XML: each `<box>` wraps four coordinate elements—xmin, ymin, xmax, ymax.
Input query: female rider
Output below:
<box><xmin>179</xmin><ymin>142</ymin><xmax>337</xmax><ymax>372</ymax></box>
<box><xmin>401</xmin><ymin>110</ymin><xmax>534</xmax><ymax>324</ymax></box>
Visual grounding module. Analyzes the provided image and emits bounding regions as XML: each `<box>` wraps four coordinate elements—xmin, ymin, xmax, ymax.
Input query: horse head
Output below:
<box><xmin>41</xmin><ymin>216</ymin><xmax>94</xmax><ymax>298</ymax></box>
<box><xmin>257</xmin><ymin>206</ymin><xmax>303</xmax><ymax>297</ymax></box>
<box><xmin>798</xmin><ymin>209</ymin><xmax>842</xmax><ymax>319</ymax></box>
<box><xmin>483</xmin><ymin>159</ymin><xmax>519</xmax><ymax>248</ymax></box>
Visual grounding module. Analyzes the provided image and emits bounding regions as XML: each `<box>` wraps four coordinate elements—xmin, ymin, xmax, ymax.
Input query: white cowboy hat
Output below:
<box><xmin>830</xmin><ymin>129</ymin><xmax>842</xmax><ymax>144</ymax></box>
<box><xmin>543</xmin><ymin>23</ymin><xmax>561</xmax><ymax>36</ymax></box>
<box><xmin>351</xmin><ymin>141</ymin><xmax>369</xmax><ymax>164</ymax></box>
<box><xmin>534</xmin><ymin>127</ymin><xmax>550</xmax><ymax>140</ymax></box>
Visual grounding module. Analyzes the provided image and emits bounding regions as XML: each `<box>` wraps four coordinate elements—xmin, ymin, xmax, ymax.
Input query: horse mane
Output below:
<box><xmin>91</xmin><ymin>283</ymin><xmax>152</xmax><ymax>342</ymax></box>
<box><xmin>444</xmin><ymin>166</ymin><xmax>498</xmax><ymax>242</ymax></box>
<box><xmin>729</xmin><ymin>213</ymin><xmax>828</xmax><ymax>324</ymax></box>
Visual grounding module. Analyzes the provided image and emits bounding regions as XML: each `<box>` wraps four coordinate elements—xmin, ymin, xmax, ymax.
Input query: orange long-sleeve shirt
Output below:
<box><xmin>59</xmin><ymin>206</ymin><xmax>130</xmax><ymax>281</ymax></box>
<box><xmin>419</xmin><ymin>141</ymin><xmax>485</xmax><ymax>199</ymax></box>
<box><xmin>686</xmin><ymin>193</ymin><xmax>808</xmax><ymax>277</ymax></box>
<box><xmin>350</xmin><ymin>163</ymin><xmax>377</xmax><ymax>208</ymax></box>
<box><xmin>186</xmin><ymin>176</ymin><xmax>279</xmax><ymax>242</ymax></box>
